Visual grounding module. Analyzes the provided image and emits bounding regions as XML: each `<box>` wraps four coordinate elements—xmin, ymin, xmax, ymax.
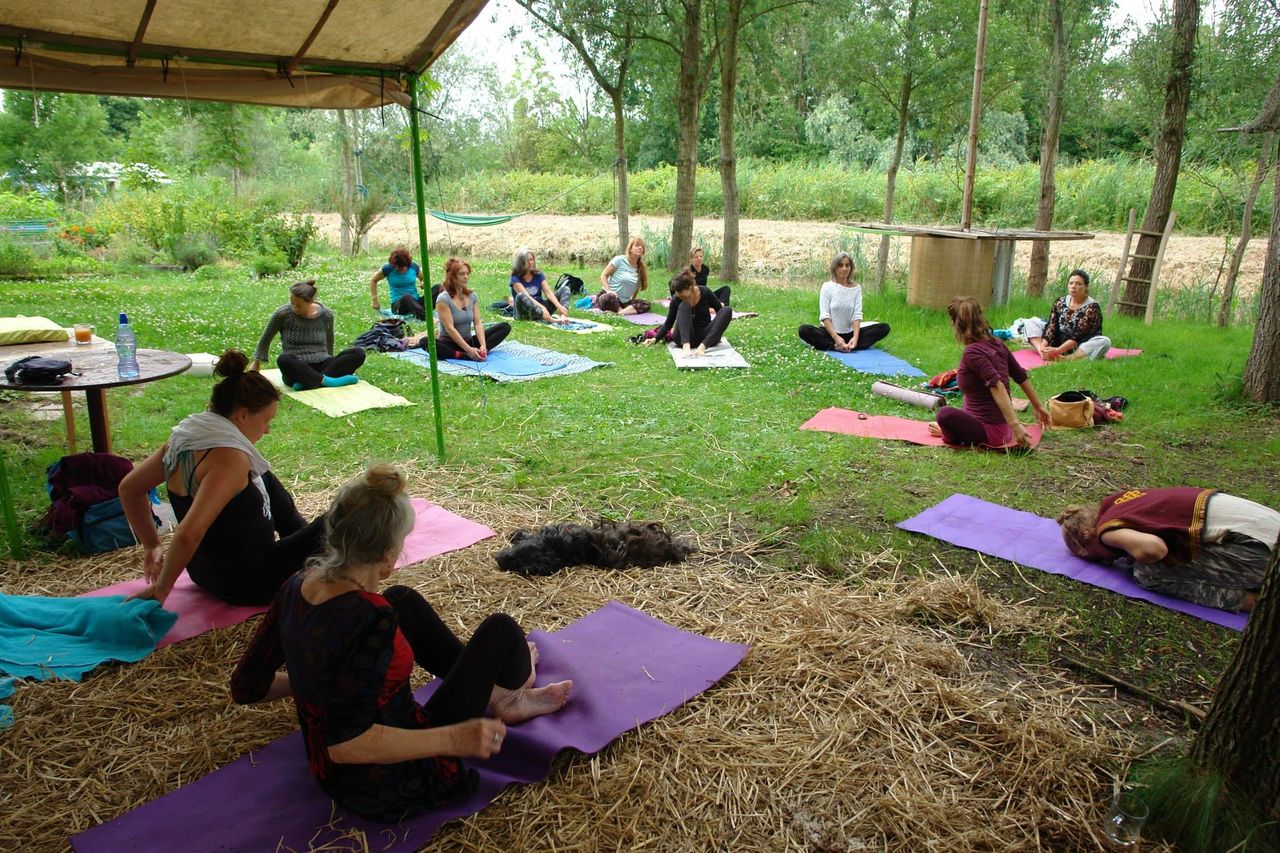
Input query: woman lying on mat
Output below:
<box><xmin>120</xmin><ymin>350</ymin><xmax>327</xmax><ymax>605</ymax></box>
<box><xmin>645</xmin><ymin>271</ymin><xmax>733</xmax><ymax>356</ymax></box>
<box><xmin>1021</xmin><ymin>269</ymin><xmax>1111</xmax><ymax>361</ymax></box>
<box><xmin>1058</xmin><ymin>488</ymin><xmax>1278</xmax><ymax>613</ymax></box>
<box><xmin>369</xmin><ymin>245</ymin><xmax>427</xmax><ymax>319</ymax></box>
<box><xmin>251</xmin><ymin>279</ymin><xmax>365</xmax><ymax>391</ymax></box>
<box><xmin>230</xmin><ymin>464</ymin><xmax>573</xmax><ymax>823</ymax></box>
<box><xmin>797</xmin><ymin>251</ymin><xmax>890</xmax><ymax>353</ymax></box>
<box><xmin>927</xmin><ymin>297</ymin><xmax>1050</xmax><ymax>449</ymax></box>
<box><xmin>688</xmin><ymin>246</ymin><xmax>732</xmax><ymax>305</ymax></box>
<box><xmin>597</xmin><ymin>235</ymin><xmax>651</xmax><ymax>314</ymax></box>
<box><xmin>413</xmin><ymin>256</ymin><xmax>510</xmax><ymax>361</ymax></box>
<box><xmin>510</xmin><ymin>246</ymin><xmax>570</xmax><ymax>322</ymax></box>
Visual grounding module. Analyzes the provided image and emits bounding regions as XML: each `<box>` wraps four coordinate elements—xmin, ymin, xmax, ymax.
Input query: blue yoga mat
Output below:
<box><xmin>824</xmin><ymin>348</ymin><xmax>926</xmax><ymax>377</ymax></box>
<box><xmin>0</xmin><ymin>593</ymin><xmax>178</xmax><ymax>680</ymax></box>
<box><xmin>444</xmin><ymin>348</ymin><xmax>567</xmax><ymax>376</ymax></box>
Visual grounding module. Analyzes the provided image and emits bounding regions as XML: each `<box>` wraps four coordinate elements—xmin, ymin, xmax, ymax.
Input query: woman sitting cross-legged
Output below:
<box><xmin>596</xmin><ymin>235</ymin><xmax>651</xmax><ymax>314</ymax></box>
<box><xmin>370</xmin><ymin>246</ymin><xmax>427</xmax><ymax>319</ymax></box>
<box><xmin>510</xmin><ymin>246</ymin><xmax>570</xmax><ymax>322</ymax></box>
<box><xmin>688</xmin><ymin>246</ymin><xmax>731</xmax><ymax>305</ymax></box>
<box><xmin>231</xmin><ymin>464</ymin><xmax>573</xmax><ymax>823</ymax></box>
<box><xmin>414</xmin><ymin>256</ymin><xmax>510</xmax><ymax>361</ymax></box>
<box><xmin>1058</xmin><ymin>488</ymin><xmax>1278</xmax><ymax>613</ymax></box>
<box><xmin>1024</xmin><ymin>268</ymin><xmax>1111</xmax><ymax>361</ymax></box>
<box><xmin>797</xmin><ymin>251</ymin><xmax>890</xmax><ymax>352</ymax></box>
<box><xmin>251</xmin><ymin>279</ymin><xmax>365</xmax><ymax>391</ymax></box>
<box><xmin>928</xmin><ymin>297</ymin><xmax>1051</xmax><ymax>450</ymax></box>
<box><xmin>644</xmin><ymin>271</ymin><xmax>733</xmax><ymax>356</ymax></box>
<box><xmin>119</xmin><ymin>350</ymin><xmax>327</xmax><ymax>605</ymax></box>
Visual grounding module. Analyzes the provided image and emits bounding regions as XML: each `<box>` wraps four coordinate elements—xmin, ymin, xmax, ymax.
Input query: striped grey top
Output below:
<box><xmin>253</xmin><ymin>303</ymin><xmax>334</xmax><ymax>365</ymax></box>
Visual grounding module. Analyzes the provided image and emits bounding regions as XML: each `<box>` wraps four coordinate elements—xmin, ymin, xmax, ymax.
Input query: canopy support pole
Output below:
<box><xmin>408</xmin><ymin>73</ymin><xmax>446</xmax><ymax>458</ymax></box>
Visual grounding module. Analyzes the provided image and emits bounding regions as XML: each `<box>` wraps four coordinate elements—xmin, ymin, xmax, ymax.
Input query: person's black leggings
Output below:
<box><xmin>277</xmin><ymin>348</ymin><xmax>367</xmax><ymax>390</ymax></box>
<box><xmin>797</xmin><ymin>322</ymin><xmax>891</xmax><ymax>352</ymax></box>
<box><xmin>382</xmin><ymin>586</ymin><xmax>531</xmax><ymax>724</ymax></box>
<box><xmin>676</xmin><ymin>302</ymin><xmax>732</xmax><ymax>348</ymax></box>
<box><xmin>392</xmin><ymin>294</ymin><xmax>426</xmax><ymax>319</ymax></box>
<box><xmin>431</xmin><ymin>322</ymin><xmax>512</xmax><ymax>359</ymax></box>
<box><xmin>712</xmin><ymin>285</ymin><xmax>731</xmax><ymax>304</ymax></box>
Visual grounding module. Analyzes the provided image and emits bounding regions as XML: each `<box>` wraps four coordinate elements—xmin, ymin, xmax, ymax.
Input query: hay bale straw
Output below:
<box><xmin>0</xmin><ymin>471</ymin><xmax>1154</xmax><ymax>851</ymax></box>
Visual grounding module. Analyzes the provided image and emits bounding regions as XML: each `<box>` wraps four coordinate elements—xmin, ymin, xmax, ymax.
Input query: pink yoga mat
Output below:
<box><xmin>81</xmin><ymin>499</ymin><xmax>495</xmax><ymax>647</ymax></box>
<box><xmin>1012</xmin><ymin>347</ymin><xmax>1142</xmax><ymax>370</ymax></box>
<box><xmin>800</xmin><ymin>407</ymin><xmax>1044</xmax><ymax>450</ymax></box>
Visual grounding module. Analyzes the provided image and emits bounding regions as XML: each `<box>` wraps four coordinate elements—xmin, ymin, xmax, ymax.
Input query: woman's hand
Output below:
<box><xmin>695</xmin><ymin>343</ymin><xmax>707</xmax><ymax>356</ymax></box>
<box><xmin>126</xmin><ymin>579</ymin><xmax>172</xmax><ymax>604</ymax></box>
<box><xmin>1032</xmin><ymin>404</ymin><xmax>1051</xmax><ymax>427</ymax></box>
<box><xmin>682</xmin><ymin>343</ymin><xmax>693</xmax><ymax>355</ymax></box>
<box><xmin>1011</xmin><ymin>422</ymin><xmax>1032</xmax><ymax>448</ymax></box>
<box><xmin>477</xmin><ymin>344</ymin><xmax>489</xmax><ymax>360</ymax></box>
<box><xmin>1041</xmin><ymin>346</ymin><xmax>1060</xmax><ymax>361</ymax></box>
<box><xmin>452</xmin><ymin>718</ymin><xmax>508</xmax><ymax>759</ymax></box>
<box><xmin>142</xmin><ymin>544</ymin><xmax>166</xmax><ymax>583</ymax></box>
<box><xmin>642</xmin><ymin>337</ymin><xmax>656</xmax><ymax>347</ymax></box>
<box><xmin>249</xmin><ymin>359</ymin><xmax>262</xmax><ymax>372</ymax></box>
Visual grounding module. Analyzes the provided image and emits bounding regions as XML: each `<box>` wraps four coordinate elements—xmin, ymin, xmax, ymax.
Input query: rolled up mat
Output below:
<box><xmin>872</xmin><ymin>380</ymin><xmax>943</xmax><ymax>410</ymax></box>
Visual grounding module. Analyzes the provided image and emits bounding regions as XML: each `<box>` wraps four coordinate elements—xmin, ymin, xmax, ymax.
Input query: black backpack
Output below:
<box><xmin>556</xmin><ymin>273</ymin><xmax>586</xmax><ymax>295</ymax></box>
<box><xmin>5</xmin><ymin>355</ymin><xmax>75</xmax><ymax>385</ymax></box>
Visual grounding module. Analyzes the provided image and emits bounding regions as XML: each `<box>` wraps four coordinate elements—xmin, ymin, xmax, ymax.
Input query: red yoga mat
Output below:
<box><xmin>1012</xmin><ymin>347</ymin><xmax>1142</xmax><ymax>370</ymax></box>
<box><xmin>800</xmin><ymin>407</ymin><xmax>1043</xmax><ymax>451</ymax></box>
<box><xmin>81</xmin><ymin>499</ymin><xmax>495</xmax><ymax>647</ymax></box>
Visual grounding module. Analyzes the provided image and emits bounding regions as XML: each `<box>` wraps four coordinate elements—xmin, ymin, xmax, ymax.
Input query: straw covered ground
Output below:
<box><xmin>3</xmin><ymin>467</ymin><xmax>1173</xmax><ymax>852</ymax></box>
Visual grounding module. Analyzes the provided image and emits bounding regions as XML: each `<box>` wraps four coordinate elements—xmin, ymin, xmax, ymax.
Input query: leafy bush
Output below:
<box><xmin>0</xmin><ymin>240</ymin><xmax>37</xmax><ymax>275</ymax></box>
<box><xmin>0</xmin><ymin>190</ymin><xmax>58</xmax><ymax>222</ymax></box>
<box><xmin>169</xmin><ymin>233</ymin><xmax>220</xmax><ymax>269</ymax></box>
<box><xmin>260</xmin><ymin>213</ymin><xmax>317</xmax><ymax>268</ymax></box>
<box><xmin>250</xmin><ymin>252</ymin><xmax>289</xmax><ymax>278</ymax></box>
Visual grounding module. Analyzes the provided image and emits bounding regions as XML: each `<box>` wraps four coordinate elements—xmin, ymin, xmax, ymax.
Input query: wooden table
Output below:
<box><xmin>1</xmin><ymin>337</ymin><xmax>190</xmax><ymax>454</ymax></box>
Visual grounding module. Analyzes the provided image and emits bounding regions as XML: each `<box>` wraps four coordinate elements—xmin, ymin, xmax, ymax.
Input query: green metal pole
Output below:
<box><xmin>408</xmin><ymin>73</ymin><xmax>446</xmax><ymax>458</ymax></box>
<box><xmin>0</xmin><ymin>452</ymin><xmax>25</xmax><ymax>559</ymax></box>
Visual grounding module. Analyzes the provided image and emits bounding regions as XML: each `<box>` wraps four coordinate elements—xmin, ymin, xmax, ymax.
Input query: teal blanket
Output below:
<box><xmin>0</xmin><ymin>593</ymin><xmax>177</xmax><ymax>681</ymax></box>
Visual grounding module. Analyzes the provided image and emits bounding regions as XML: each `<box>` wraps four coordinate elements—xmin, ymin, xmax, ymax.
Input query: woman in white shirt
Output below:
<box><xmin>798</xmin><ymin>252</ymin><xmax>890</xmax><ymax>352</ymax></box>
<box><xmin>596</xmin><ymin>236</ymin><xmax>651</xmax><ymax>314</ymax></box>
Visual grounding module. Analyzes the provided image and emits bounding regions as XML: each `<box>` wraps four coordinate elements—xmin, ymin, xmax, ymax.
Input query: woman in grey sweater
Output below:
<box><xmin>251</xmin><ymin>280</ymin><xmax>366</xmax><ymax>390</ymax></box>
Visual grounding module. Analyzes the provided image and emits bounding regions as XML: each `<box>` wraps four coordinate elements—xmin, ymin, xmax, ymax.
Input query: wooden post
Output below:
<box><xmin>960</xmin><ymin>0</ymin><xmax>989</xmax><ymax>231</ymax></box>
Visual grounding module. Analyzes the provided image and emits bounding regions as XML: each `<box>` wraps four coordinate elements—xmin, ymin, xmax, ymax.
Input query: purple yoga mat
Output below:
<box><xmin>896</xmin><ymin>494</ymin><xmax>1248</xmax><ymax>631</ymax></box>
<box><xmin>71</xmin><ymin>601</ymin><xmax>749</xmax><ymax>852</ymax></box>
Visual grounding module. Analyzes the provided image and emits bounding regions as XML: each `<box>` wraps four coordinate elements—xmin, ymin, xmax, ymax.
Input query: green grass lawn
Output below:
<box><xmin>1</xmin><ymin>254</ymin><xmax>1275</xmax><ymax>709</ymax></box>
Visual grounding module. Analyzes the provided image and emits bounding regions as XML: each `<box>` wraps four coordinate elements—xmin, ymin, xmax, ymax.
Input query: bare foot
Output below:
<box><xmin>927</xmin><ymin>422</ymin><xmax>943</xmax><ymax>437</ymax></box>
<box><xmin>493</xmin><ymin>680</ymin><xmax>573</xmax><ymax>724</ymax></box>
<box><xmin>523</xmin><ymin>642</ymin><xmax>539</xmax><ymax>688</ymax></box>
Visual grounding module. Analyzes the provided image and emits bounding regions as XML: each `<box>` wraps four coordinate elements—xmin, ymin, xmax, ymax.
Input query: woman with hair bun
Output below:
<box><xmin>927</xmin><ymin>297</ymin><xmax>1050</xmax><ymax>449</ymax></box>
<box><xmin>119</xmin><ymin>350</ymin><xmax>327</xmax><ymax>605</ymax></box>
<box><xmin>231</xmin><ymin>463</ymin><xmax>572</xmax><ymax>822</ymax></box>
<box><xmin>416</xmin><ymin>257</ymin><xmax>510</xmax><ymax>360</ymax></box>
<box><xmin>645</xmin><ymin>271</ymin><xmax>733</xmax><ymax>356</ymax></box>
<box><xmin>251</xmin><ymin>279</ymin><xmax>365</xmax><ymax>391</ymax></box>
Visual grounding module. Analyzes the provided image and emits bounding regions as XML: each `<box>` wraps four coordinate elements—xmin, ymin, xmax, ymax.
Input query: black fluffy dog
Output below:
<box><xmin>495</xmin><ymin>520</ymin><xmax>694</xmax><ymax>576</ymax></box>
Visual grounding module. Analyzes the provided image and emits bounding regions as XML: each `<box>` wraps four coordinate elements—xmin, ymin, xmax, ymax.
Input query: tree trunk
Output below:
<box><xmin>1190</xmin><ymin>535</ymin><xmax>1280</xmax><ymax>817</ymax></box>
<box><xmin>718</xmin><ymin>0</ymin><xmax>744</xmax><ymax>282</ymax></box>
<box><xmin>338</xmin><ymin>109</ymin><xmax>354</xmax><ymax>255</ymax></box>
<box><xmin>1242</xmin><ymin>134</ymin><xmax>1280</xmax><ymax>402</ymax></box>
<box><xmin>875</xmin><ymin>70</ymin><xmax>913</xmax><ymax>291</ymax></box>
<box><xmin>613</xmin><ymin>90</ymin><xmax>630</xmax><ymax>256</ymax></box>
<box><xmin>670</xmin><ymin>0</ymin><xmax>703</xmax><ymax>272</ymax></box>
<box><xmin>874</xmin><ymin>0</ymin><xmax>917</xmax><ymax>291</ymax></box>
<box><xmin>1121</xmin><ymin>0</ymin><xmax>1198</xmax><ymax>315</ymax></box>
<box><xmin>1028</xmin><ymin>0</ymin><xmax>1066</xmax><ymax>298</ymax></box>
<box><xmin>1218</xmin><ymin>132</ymin><xmax>1274</xmax><ymax>327</ymax></box>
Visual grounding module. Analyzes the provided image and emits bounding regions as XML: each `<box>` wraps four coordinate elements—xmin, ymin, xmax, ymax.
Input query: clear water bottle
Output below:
<box><xmin>115</xmin><ymin>312</ymin><xmax>140</xmax><ymax>379</ymax></box>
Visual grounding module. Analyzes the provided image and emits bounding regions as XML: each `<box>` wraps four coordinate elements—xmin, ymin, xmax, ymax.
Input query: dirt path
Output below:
<box><xmin>314</xmin><ymin>213</ymin><xmax>1265</xmax><ymax>294</ymax></box>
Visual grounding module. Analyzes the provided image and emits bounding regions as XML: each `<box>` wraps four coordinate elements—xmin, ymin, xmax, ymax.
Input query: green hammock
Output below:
<box><xmin>428</xmin><ymin>210</ymin><xmax>517</xmax><ymax>227</ymax></box>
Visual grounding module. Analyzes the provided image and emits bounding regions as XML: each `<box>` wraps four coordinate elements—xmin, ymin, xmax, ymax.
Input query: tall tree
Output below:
<box><xmin>662</xmin><ymin>0</ymin><xmax>717</xmax><ymax>271</ymax></box>
<box><xmin>1120</xmin><ymin>0</ymin><xmax>1199</xmax><ymax>316</ymax></box>
<box><xmin>1241</xmin><ymin>73</ymin><xmax>1280</xmax><ymax>403</ymax></box>
<box><xmin>517</xmin><ymin>0</ymin><xmax>638</xmax><ymax>254</ymax></box>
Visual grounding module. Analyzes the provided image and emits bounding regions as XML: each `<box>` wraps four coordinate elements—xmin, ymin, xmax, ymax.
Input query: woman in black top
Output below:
<box><xmin>646</xmin><ymin>272</ymin><xmax>733</xmax><ymax>356</ymax></box>
<box><xmin>688</xmin><ymin>246</ymin><xmax>731</xmax><ymax>304</ymax></box>
<box><xmin>231</xmin><ymin>464</ymin><xmax>573</xmax><ymax>822</ymax></box>
<box><xmin>119</xmin><ymin>350</ymin><xmax>326</xmax><ymax>605</ymax></box>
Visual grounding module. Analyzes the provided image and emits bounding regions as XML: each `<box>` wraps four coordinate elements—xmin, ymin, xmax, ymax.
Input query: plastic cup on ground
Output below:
<box><xmin>1102</xmin><ymin>791</ymin><xmax>1148</xmax><ymax>847</ymax></box>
